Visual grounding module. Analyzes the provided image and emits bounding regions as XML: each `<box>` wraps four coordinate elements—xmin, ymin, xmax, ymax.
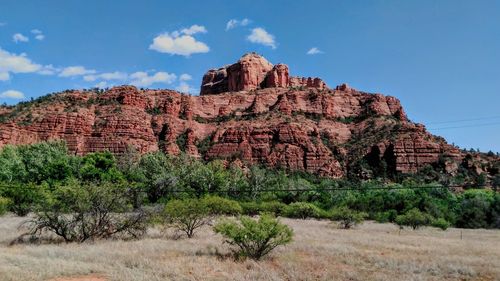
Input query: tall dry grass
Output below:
<box><xmin>0</xmin><ymin>214</ymin><xmax>499</xmax><ymax>281</ymax></box>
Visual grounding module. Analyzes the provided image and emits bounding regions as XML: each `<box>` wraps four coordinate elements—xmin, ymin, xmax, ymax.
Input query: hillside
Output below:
<box><xmin>0</xmin><ymin>53</ymin><xmax>498</xmax><ymax>183</ymax></box>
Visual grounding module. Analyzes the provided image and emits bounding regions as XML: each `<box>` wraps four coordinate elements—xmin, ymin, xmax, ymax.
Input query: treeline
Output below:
<box><xmin>0</xmin><ymin>141</ymin><xmax>499</xmax><ymax>229</ymax></box>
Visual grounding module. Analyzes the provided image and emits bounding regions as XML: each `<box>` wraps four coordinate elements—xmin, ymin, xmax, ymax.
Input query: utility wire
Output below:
<box><xmin>164</xmin><ymin>185</ymin><xmax>479</xmax><ymax>193</ymax></box>
<box><xmin>426</xmin><ymin>115</ymin><xmax>500</xmax><ymax>125</ymax></box>
<box><xmin>428</xmin><ymin>121</ymin><xmax>500</xmax><ymax>131</ymax></box>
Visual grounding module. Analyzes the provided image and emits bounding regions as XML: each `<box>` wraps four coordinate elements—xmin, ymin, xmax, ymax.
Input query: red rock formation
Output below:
<box><xmin>201</xmin><ymin>53</ymin><xmax>327</xmax><ymax>95</ymax></box>
<box><xmin>1</xmin><ymin>54</ymin><xmax>496</xmax><ymax>179</ymax></box>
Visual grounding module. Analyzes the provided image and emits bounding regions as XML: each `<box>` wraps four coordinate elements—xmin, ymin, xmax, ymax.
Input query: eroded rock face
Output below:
<box><xmin>200</xmin><ymin>53</ymin><xmax>327</xmax><ymax>95</ymax></box>
<box><xmin>1</xmin><ymin>54</ymin><xmax>495</xmax><ymax>179</ymax></box>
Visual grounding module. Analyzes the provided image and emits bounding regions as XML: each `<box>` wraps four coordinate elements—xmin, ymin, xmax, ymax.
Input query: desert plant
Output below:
<box><xmin>213</xmin><ymin>214</ymin><xmax>293</xmax><ymax>260</ymax></box>
<box><xmin>284</xmin><ymin>202</ymin><xmax>324</xmax><ymax>219</ymax></box>
<box><xmin>163</xmin><ymin>198</ymin><xmax>211</xmax><ymax>238</ymax></box>
<box><xmin>395</xmin><ymin>208</ymin><xmax>434</xmax><ymax>230</ymax></box>
<box><xmin>0</xmin><ymin>196</ymin><xmax>10</xmax><ymax>216</ymax></box>
<box><xmin>26</xmin><ymin>181</ymin><xmax>148</xmax><ymax>243</ymax></box>
<box><xmin>431</xmin><ymin>218</ymin><xmax>451</xmax><ymax>230</ymax></box>
<box><xmin>240</xmin><ymin>201</ymin><xmax>287</xmax><ymax>216</ymax></box>
<box><xmin>330</xmin><ymin>207</ymin><xmax>368</xmax><ymax>229</ymax></box>
<box><xmin>201</xmin><ymin>196</ymin><xmax>242</xmax><ymax>216</ymax></box>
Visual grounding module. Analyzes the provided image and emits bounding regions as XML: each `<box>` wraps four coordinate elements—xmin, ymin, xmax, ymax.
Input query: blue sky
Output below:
<box><xmin>0</xmin><ymin>0</ymin><xmax>499</xmax><ymax>152</ymax></box>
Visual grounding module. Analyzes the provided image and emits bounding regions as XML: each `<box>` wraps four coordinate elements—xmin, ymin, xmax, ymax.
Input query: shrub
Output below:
<box><xmin>0</xmin><ymin>196</ymin><xmax>10</xmax><ymax>216</ymax></box>
<box><xmin>395</xmin><ymin>208</ymin><xmax>434</xmax><ymax>230</ymax></box>
<box><xmin>284</xmin><ymin>202</ymin><xmax>324</xmax><ymax>219</ymax></box>
<box><xmin>240</xmin><ymin>201</ymin><xmax>287</xmax><ymax>216</ymax></box>
<box><xmin>26</xmin><ymin>181</ymin><xmax>148</xmax><ymax>243</ymax></box>
<box><xmin>375</xmin><ymin>209</ymin><xmax>398</xmax><ymax>223</ymax></box>
<box><xmin>431</xmin><ymin>218</ymin><xmax>451</xmax><ymax>230</ymax></box>
<box><xmin>330</xmin><ymin>207</ymin><xmax>368</xmax><ymax>229</ymax></box>
<box><xmin>201</xmin><ymin>196</ymin><xmax>242</xmax><ymax>216</ymax></box>
<box><xmin>0</xmin><ymin>182</ymin><xmax>46</xmax><ymax>216</ymax></box>
<box><xmin>213</xmin><ymin>214</ymin><xmax>293</xmax><ymax>260</ymax></box>
<box><xmin>163</xmin><ymin>198</ymin><xmax>211</xmax><ymax>238</ymax></box>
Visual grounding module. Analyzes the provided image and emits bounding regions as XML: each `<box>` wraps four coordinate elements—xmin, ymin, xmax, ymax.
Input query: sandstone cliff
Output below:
<box><xmin>0</xmin><ymin>53</ymin><xmax>497</xmax><ymax>180</ymax></box>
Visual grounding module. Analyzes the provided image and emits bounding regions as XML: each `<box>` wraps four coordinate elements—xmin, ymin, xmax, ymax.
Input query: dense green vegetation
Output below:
<box><xmin>0</xmin><ymin>141</ymin><xmax>499</xmax><ymax>230</ymax></box>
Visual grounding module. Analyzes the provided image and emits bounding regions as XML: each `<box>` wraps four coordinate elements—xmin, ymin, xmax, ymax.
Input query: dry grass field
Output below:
<box><xmin>0</xmin><ymin>215</ymin><xmax>499</xmax><ymax>281</ymax></box>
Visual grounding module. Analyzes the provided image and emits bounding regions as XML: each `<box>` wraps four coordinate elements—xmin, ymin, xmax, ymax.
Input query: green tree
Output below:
<box><xmin>395</xmin><ymin>208</ymin><xmax>434</xmax><ymax>230</ymax></box>
<box><xmin>330</xmin><ymin>207</ymin><xmax>368</xmax><ymax>229</ymax></box>
<box><xmin>213</xmin><ymin>214</ymin><xmax>293</xmax><ymax>260</ymax></box>
<box><xmin>284</xmin><ymin>202</ymin><xmax>325</xmax><ymax>219</ymax></box>
<box><xmin>163</xmin><ymin>198</ymin><xmax>211</xmax><ymax>238</ymax></box>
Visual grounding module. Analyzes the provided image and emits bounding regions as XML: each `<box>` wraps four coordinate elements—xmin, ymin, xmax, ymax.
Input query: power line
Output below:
<box><xmin>164</xmin><ymin>185</ymin><xmax>474</xmax><ymax>193</ymax></box>
<box><xmin>428</xmin><ymin>121</ymin><xmax>500</xmax><ymax>131</ymax></box>
<box><xmin>426</xmin><ymin>115</ymin><xmax>500</xmax><ymax>125</ymax></box>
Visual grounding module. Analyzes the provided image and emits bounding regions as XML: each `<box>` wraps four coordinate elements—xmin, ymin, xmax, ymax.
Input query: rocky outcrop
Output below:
<box><xmin>201</xmin><ymin>53</ymin><xmax>327</xmax><ymax>95</ymax></box>
<box><xmin>1</xmin><ymin>54</ymin><xmax>496</xmax><ymax>180</ymax></box>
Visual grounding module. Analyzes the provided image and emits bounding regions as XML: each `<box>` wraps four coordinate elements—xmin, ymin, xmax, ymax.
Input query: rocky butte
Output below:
<box><xmin>0</xmin><ymin>53</ymin><xmax>498</xmax><ymax>181</ymax></box>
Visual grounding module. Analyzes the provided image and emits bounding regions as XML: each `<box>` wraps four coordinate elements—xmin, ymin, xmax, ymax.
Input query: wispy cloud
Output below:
<box><xmin>307</xmin><ymin>47</ymin><xmax>324</xmax><ymax>55</ymax></box>
<box><xmin>59</xmin><ymin>66</ymin><xmax>96</xmax><ymax>77</ymax></box>
<box><xmin>0</xmin><ymin>48</ymin><xmax>43</xmax><ymax>80</ymax></box>
<box><xmin>247</xmin><ymin>27</ymin><xmax>276</xmax><ymax>49</ymax></box>
<box><xmin>0</xmin><ymin>90</ymin><xmax>25</xmax><ymax>99</ymax></box>
<box><xmin>129</xmin><ymin>71</ymin><xmax>177</xmax><ymax>87</ymax></box>
<box><xmin>226</xmin><ymin>18</ymin><xmax>250</xmax><ymax>31</ymax></box>
<box><xmin>149</xmin><ymin>24</ymin><xmax>209</xmax><ymax>57</ymax></box>
<box><xmin>30</xmin><ymin>29</ymin><xmax>45</xmax><ymax>40</ymax></box>
<box><xmin>13</xmin><ymin>33</ymin><xmax>29</xmax><ymax>43</ymax></box>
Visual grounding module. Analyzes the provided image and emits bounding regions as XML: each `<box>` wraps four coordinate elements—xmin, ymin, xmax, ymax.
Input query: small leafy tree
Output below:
<box><xmin>26</xmin><ymin>181</ymin><xmax>148</xmax><ymax>243</ymax></box>
<box><xmin>284</xmin><ymin>202</ymin><xmax>324</xmax><ymax>219</ymax></box>
<box><xmin>431</xmin><ymin>218</ymin><xmax>451</xmax><ymax>230</ymax></box>
<box><xmin>213</xmin><ymin>214</ymin><xmax>293</xmax><ymax>260</ymax></box>
<box><xmin>201</xmin><ymin>196</ymin><xmax>242</xmax><ymax>216</ymax></box>
<box><xmin>395</xmin><ymin>208</ymin><xmax>433</xmax><ymax>230</ymax></box>
<box><xmin>163</xmin><ymin>198</ymin><xmax>211</xmax><ymax>238</ymax></box>
<box><xmin>0</xmin><ymin>182</ymin><xmax>46</xmax><ymax>216</ymax></box>
<box><xmin>330</xmin><ymin>207</ymin><xmax>368</xmax><ymax>229</ymax></box>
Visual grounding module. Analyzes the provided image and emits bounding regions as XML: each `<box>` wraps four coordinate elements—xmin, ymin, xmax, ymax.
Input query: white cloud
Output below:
<box><xmin>84</xmin><ymin>71</ymin><xmax>128</xmax><ymax>82</ymax></box>
<box><xmin>307</xmin><ymin>47</ymin><xmax>324</xmax><ymax>55</ymax></box>
<box><xmin>247</xmin><ymin>28</ymin><xmax>276</xmax><ymax>49</ymax></box>
<box><xmin>95</xmin><ymin>81</ymin><xmax>108</xmax><ymax>88</ymax></box>
<box><xmin>13</xmin><ymin>33</ymin><xmax>29</xmax><ymax>43</ymax></box>
<box><xmin>226</xmin><ymin>18</ymin><xmax>250</xmax><ymax>30</ymax></box>
<box><xmin>176</xmin><ymin>81</ymin><xmax>196</xmax><ymax>94</ymax></box>
<box><xmin>59</xmin><ymin>66</ymin><xmax>96</xmax><ymax>77</ymax></box>
<box><xmin>0</xmin><ymin>48</ymin><xmax>42</xmax><ymax>79</ymax></box>
<box><xmin>130</xmin><ymin>71</ymin><xmax>176</xmax><ymax>87</ymax></box>
<box><xmin>31</xmin><ymin>29</ymin><xmax>45</xmax><ymax>40</ymax></box>
<box><xmin>0</xmin><ymin>90</ymin><xmax>25</xmax><ymax>99</ymax></box>
<box><xmin>149</xmin><ymin>25</ymin><xmax>210</xmax><ymax>57</ymax></box>
<box><xmin>0</xmin><ymin>72</ymin><xmax>10</xmax><ymax>81</ymax></box>
<box><xmin>179</xmin><ymin>73</ymin><xmax>192</xmax><ymax>81</ymax></box>
<box><xmin>180</xmin><ymin>25</ymin><xmax>207</xmax><ymax>35</ymax></box>
<box><xmin>38</xmin><ymin>64</ymin><xmax>59</xmax><ymax>75</ymax></box>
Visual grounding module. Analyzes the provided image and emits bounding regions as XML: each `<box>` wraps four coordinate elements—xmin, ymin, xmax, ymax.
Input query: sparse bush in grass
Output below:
<box><xmin>431</xmin><ymin>218</ymin><xmax>451</xmax><ymax>230</ymax></box>
<box><xmin>0</xmin><ymin>197</ymin><xmax>10</xmax><ymax>216</ymax></box>
<box><xmin>395</xmin><ymin>208</ymin><xmax>434</xmax><ymax>230</ymax></box>
<box><xmin>213</xmin><ymin>214</ymin><xmax>293</xmax><ymax>260</ymax></box>
<box><xmin>330</xmin><ymin>207</ymin><xmax>368</xmax><ymax>229</ymax></box>
<box><xmin>163</xmin><ymin>198</ymin><xmax>211</xmax><ymax>238</ymax></box>
<box><xmin>26</xmin><ymin>181</ymin><xmax>148</xmax><ymax>243</ymax></box>
<box><xmin>284</xmin><ymin>202</ymin><xmax>324</xmax><ymax>219</ymax></box>
<box><xmin>202</xmin><ymin>195</ymin><xmax>242</xmax><ymax>216</ymax></box>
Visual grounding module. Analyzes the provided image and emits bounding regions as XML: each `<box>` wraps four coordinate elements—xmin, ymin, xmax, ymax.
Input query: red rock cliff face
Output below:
<box><xmin>0</xmin><ymin>54</ymin><xmax>488</xmax><ymax>178</ymax></box>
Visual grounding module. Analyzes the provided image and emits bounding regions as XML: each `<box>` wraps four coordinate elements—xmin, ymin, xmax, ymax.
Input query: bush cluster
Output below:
<box><xmin>0</xmin><ymin>141</ymin><xmax>498</xmax><ymax>231</ymax></box>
